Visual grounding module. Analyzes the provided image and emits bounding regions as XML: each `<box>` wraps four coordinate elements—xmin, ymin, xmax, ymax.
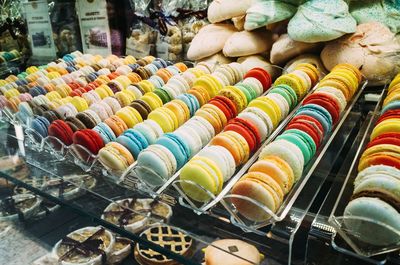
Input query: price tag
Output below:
<box><xmin>76</xmin><ymin>0</ymin><xmax>111</xmax><ymax>55</ymax></box>
<box><xmin>23</xmin><ymin>1</ymin><xmax>57</xmax><ymax>60</ymax></box>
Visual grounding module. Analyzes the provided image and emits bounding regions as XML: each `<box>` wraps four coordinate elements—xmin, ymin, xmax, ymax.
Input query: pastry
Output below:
<box><xmin>156</xmin><ymin>133</ymin><xmax>191</xmax><ymax>170</ymax></box>
<box><xmin>207</xmin><ymin>0</ymin><xmax>252</xmax><ymax>23</ymax></box>
<box><xmin>135</xmin><ymin>225</ymin><xmax>192</xmax><ymax>265</ymax></box>
<box><xmin>270</xmin><ymin>34</ymin><xmax>321</xmax><ymax>65</ymax></box>
<box><xmin>93</xmin><ymin>122</ymin><xmax>117</xmax><ymax>144</ymax></box>
<box><xmin>31</xmin><ymin>116</ymin><xmax>51</xmax><ymax>138</ymax></box>
<box><xmin>98</xmin><ymin>142</ymin><xmax>134</xmax><ymax>172</ymax></box>
<box><xmin>133</xmin><ymin>120</ymin><xmax>164</xmax><ymax>145</ymax></box>
<box><xmin>115</xmin><ymin>129</ymin><xmax>149</xmax><ymax>159</ymax></box>
<box><xmin>288</xmin><ymin>0</ymin><xmax>356</xmax><ymax>43</ymax></box>
<box><xmin>237</xmin><ymin>56</ymin><xmax>280</xmax><ymax>80</ymax></box>
<box><xmin>187</xmin><ymin>23</ymin><xmax>237</xmax><ymax>61</ymax></box>
<box><xmin>72</xmin><ymin>129</ymin><xmax>105</xmax><ymax>155</ymax></box>
<box><xmin>53</xmin><ymin>226</ymin><xmax>115</xmax><ymax>265</ymax></box>
<box><xmin>223</xmin><ymin>30</ymin><xmax>273</xmax><ymax>58</ymax></box>
<box><xmin>344</xmin><ymin>197</ymin><xmax>400</xmax><ymax>246</ymax></box>
<box><xmin>107</xmin><ymin>237</ymin><xmax>131</xmax><ymax>265</ymax></box>
<box><xmin>350</xmin><ymin>0</ymin><xmax>400</xmax><ymax>34</ymax></box>
<box><xmin>321</xmin><ymin>22</ymin><xmax>400</xmax><ymax>86</ymax></box>
<box><xmin>48</xmin><ymin>120</ymin><xmax>74</xmax><ymax>146</ymax></box>
<box><xmin>245</xmin><ymin>0</ymin><xmax>299</xmax><ymax>31</ymax></box>
<box><xmin>136</xmin><ymin>144</ymin><xmax>177</xmax><ymax>186</ymax></box>
<box><xmin>204</xmin><ymin>239</ymin><xmax>262</xmax><ymax>265</ymax></box>
<box><xmin>0</xmin><ymin>194</ymin><xmax>42</xmax><ymax>221</ymax></box>
<box><xmin>101</xmin><ymin>198</ymin><xmax>172</xmax><ymax>233</ymax></box>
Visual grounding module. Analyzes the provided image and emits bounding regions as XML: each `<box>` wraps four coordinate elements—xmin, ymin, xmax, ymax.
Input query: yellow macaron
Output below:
<box><xmin>70</xmin><ymin>96</ymin><xmax>89</xmax><ymax>112</ymax></box>
<box><xmin>141</xmin><ymin>92</ymin><xmax>163</xmax><ymax>111</ymax></box>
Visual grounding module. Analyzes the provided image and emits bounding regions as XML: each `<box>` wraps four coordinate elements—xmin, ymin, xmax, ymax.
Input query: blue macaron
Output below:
<box><xmin>156</xmin><ymin>133</ymin><xmax>191</xmax><ymax>169</ymax></box>
<box><xmin>381</xmin><ymin>100</ymin><xmax>400</xmax><ymax>115</ymax></box>
<box><xmin>128</xmin><ymin>64</ymin><xmax>140</xmax><ymax>72</ymax></box>
<box><xmin>93</xmin><ymin>122</ymin><xmax>116</xmax><ymax>144</ymax></box>
<box><xmin>154</xmin><ymin>58</ymin><xmax>167</xmax><ymax>68</ymax></box>
<box><xmin>18</xmin><ymin>102</ymin><xmax>34</xmax><ymax>124</ymax></box>
<box><xmin>177</xmin><ymin>93</ymin><xmax>200</xmax><ymax>117</ymax></box>
<box><xmin>148</xmin><ymin>75</ymin><xmax>165</xmax><ymax>89</ymax></box>
<box><xmin>117</xmin><ymin>129</ymin><xmax>149</xmax><ymax>159</ymax></box>
<box><xmin>31</xmin><ymin>116</ymin><xmax>50</xmax><ymax>137</ymax></box>
<box><xmin>296</xmin><ymin>104</ymin><xmax>333</xmax><ymax>135</ymax></box>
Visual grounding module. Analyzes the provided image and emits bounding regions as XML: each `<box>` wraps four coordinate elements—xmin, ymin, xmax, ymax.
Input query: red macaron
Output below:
<box><xmin>287</xmin><ymin>115</ymin><xmax>324</xmax><ymax>148</ymax></box>
<box><xmin>48</xmin><ymin>120</ymin><xmax>74</xmax><ymax>146</ymax></box>
<box><xmin>73</xmin><ymin>129</ymin><xmax>104</xmax><ymax>155</ymax></box>
<box><xmin>209</xmin><ymin>95</ymin><xmax>237</xmax><ymax>121</ymax></box>
<box><xmin>224</xmin><ymin>117</ymin><xmax>261</xmax><ymax>152</ymax></box>
<box><xmin>84</xmin><ymin>83</ymin><xmax>97</xmax><ymax>92</ymax></box>
<box><xmin>366</xmin><ymin>132</ymin><xmax>400</xmax><ymax>149</ymax></box>
<box><xmin>243</xmin><ymin>67</ymin><xmax>271</xmax><ymax>92</ymax></box>
<box><xmin>302</xmin><ymin>93</ymin><xmax>340</xmax><ymax>125</ymax></box>
<box><xmin>375</xmin><ymin>109</ymin><xmax>400</xmax><ymax>125</ymax></box>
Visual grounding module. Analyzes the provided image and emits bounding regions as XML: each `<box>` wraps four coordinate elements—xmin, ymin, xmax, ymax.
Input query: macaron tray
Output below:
<box><xmin>170</xmin><ymin>82</ymin><xmax>367</xmax><ymax>233</ymax></box>
<box><xmin>0</xmin><ymin>52</ymin><xmax>369</xmax><ymax>236</ymax></box>
<box><xmin>329</xmin><ymin>86</ymin><xmax>400</xmax><ymax>257</ymax></box>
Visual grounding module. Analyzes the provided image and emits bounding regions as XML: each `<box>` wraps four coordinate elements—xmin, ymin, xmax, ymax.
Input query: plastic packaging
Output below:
<box><xmin>126</xmin><ymin>0</ymin><xmax>157</xmax><ymax>59</ymax></box>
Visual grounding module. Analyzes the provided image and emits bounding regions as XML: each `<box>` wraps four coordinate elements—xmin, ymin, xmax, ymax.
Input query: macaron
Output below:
<box><xmin>116</xmin><ymin>106</ymin><xmax>143</xmax><ymax>128</ymax></box>
<box><xmin>156</xmin><ymin>133</ymin><xmax>191</xmax><ymax>170</ymax></box>
<box><xmin>48</xmin><ymin>119</ymin><xmax>74</xmax><ymax>146</ymax></box>
<box><xmin>117</xmin><ymin>129</ymin><xmax>149</xmax><ymax>159</ymax></box>
<box><xmin>286</xmin><ymin>115</ymin><xmax>324</xmax><ymax>148</ymax></box>
<box><xmin>164</xmin><ymin>100</ymin><xmax>191</xmax><ymax>126</ymax></box>
<box><xmin>259</xmin><ymin>139</ymin><xmax>304</xmax><ymax>181</ymax></box>
<box><xmin>209</xmin><ymin>95</ymin><xmax>237</xmax><ymax>121</ymax></box>
<box><xmin>99</xmin><ymin>142</ymin><xmax>134</xmax><ymax>171</ymax></box>
<box><xmin>231</xmin><ymin>171</ymin><xmax>284</xmax><ymax>221</ymax></box>
<box><xmin>277</xmin><ymin>129</ymin><xmax>317</xmax><ymax>164</ymax></box>
<box><xmin>65</xmin><ymin>116</ymin><xmax>87</xmax><ymax>132</ymax></box>
<box><xmin>180</xmin><ymin>156</ymin><xmax>223</xmax><ymax>202</ymax></box>
<box><xmin>249</xmin><ymin>155</ymin><xmax>295</xmax><ymax>194</ymax></box>
<box><xmin>243</xmin><ymin>68</ymin><xmax>272</xmax><ymax>91</ymax></box>
<box><xmin>195</xmin><ymin>104</ymin><xmax>227</xmax><ymax>134</ymax></box>
<box><xmin>76</xmin><ymin>110</ymin><xmax>101</xmax><ymax>129</ymax></box>
<box><xmin>177</xmin><ymin>94</ymin><xmax>200</xmax><ymax>117</ymax></box>
<box><xmin>197</xmin><ymin>145</ymin><xmax>236</xmax><ymax>182</ymax></box>
<box><xmin>141</xmin><ymin>92</ymin><xmax>163</xmax><ymax>111</ymax></box>
<box><xmin>210</xmin><ymin>131</ymin><xmax>250</xmax><ymax>166</ymax></box>
<box><xmin>224</xmin><ymin>117</ymin><xmax>261</xmax><ymax>152</ymax></box>
<box><xmin>31</xmin><ymin>116</ymin><xmax>51</xmax><ymax>138</ymax></box>
<box><xmin>70</xmin><ymin>96</ymin><xmax>89</xmax><ymax>112</ymax></box>
<box><xmin>370</xmin><ymin>118</ymin><xmax>400</xmax><ymax>141</ymax></box>
<box><xmin>134</xmin><ymin>120</ymin><xmax>163</xmax><ymax>145</ymax></box>
<box><xmin>148</xmin><ymin>107</ymin><xmax>178</xmax><ymax>133</ymax></box>
<box><xmin>248</xmin><ymin>97</ymin><xmax>280</xmax><ymax>128</ymax></box>
<box><xmin>73</xmin><ymin>129</ymin><xmax>105</xmax><ymax>155</ymax></box>
<box><xmin>136</xmin><ymin>144</ymin><xmax>177</xmax><ymax>186</ymax></box>
<box><xmin>366</xmin><ymin>132</ymin><xmax>400</xmax><ymax>149</ymax></box>
<box><xmin>303</xmin><ymin>93</ymin><xmax>341</xmax><ymax>125</ymax></box>
<box><xmin>295</xmin><ymin>104</ymin><xmax>333</xmax><ymax>135</ymax></box>
<box><xmin>104</xmin><ymin>115</ymin><xmax>128</xmax><ymax>136</ymax></box>
<box><xmin>93</xmin><ymin>122</ymin><xmax>116</xmax><ymax>144</ymax></box>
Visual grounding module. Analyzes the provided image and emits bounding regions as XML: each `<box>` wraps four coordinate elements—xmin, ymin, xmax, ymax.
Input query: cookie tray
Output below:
<box><xmin>167</xmin><ymin>81</ymin><xmax>368</xmax><ymax>233</ymax></box>
<box><xmin>328</xmin><ymin>88</ymin><xmax>400</xmax><ymax>257</ymax></box>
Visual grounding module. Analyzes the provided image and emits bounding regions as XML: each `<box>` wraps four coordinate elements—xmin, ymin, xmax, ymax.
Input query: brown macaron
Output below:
<box><xmin>65</xmin><ymin>116</ymin><xmax>87</xmax><ymax>132</ymax></box>
<box><xmin>130</xmin><ymin>99</ymin><xmax>152</xmax><ymax>120</ymax></box>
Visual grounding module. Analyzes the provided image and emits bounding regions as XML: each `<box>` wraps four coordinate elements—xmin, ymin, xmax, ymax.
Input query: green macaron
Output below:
<box><xmin>271</xmin><ymin>84</ymin><xmax>298</xmax><ymax>110</ymax></box>
<box><xmin>153</xmin><ymin>88</ymin><xmax>172</xmax><ymax>104</ymax></box>
<box><xmin>236</xmin><ymin>83</ymin><xmax>257</xmax><ymax>102</ymax></box>
<box><xmin>277</xmin><ymin>129</ymin><xmax>316</xmax><ymax>164</ymax></box>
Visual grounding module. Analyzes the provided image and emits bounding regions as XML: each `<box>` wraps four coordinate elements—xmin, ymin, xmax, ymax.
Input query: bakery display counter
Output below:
<box><xmin>0</xmin><ymin>86</ymin><xmax>380</xmax><ymax>265</ymax></box>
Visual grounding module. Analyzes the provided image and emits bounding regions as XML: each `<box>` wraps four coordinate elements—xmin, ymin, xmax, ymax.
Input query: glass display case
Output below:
<box><xmin>1</xmin><ymin>84</ymin><xmax>396</xmax><ymax>265</ymax></box>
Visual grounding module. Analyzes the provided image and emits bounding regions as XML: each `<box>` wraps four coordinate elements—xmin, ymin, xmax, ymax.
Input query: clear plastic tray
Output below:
<box><xmin>328</xmin><ymin>88</ymin><xmax>400</xmax><ymax>257</ymax></box>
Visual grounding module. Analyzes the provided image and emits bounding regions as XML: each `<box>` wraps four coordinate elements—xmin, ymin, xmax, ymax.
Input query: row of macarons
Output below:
<box><xmin>93</xmin><ymin>67</ymin><xmax>269</xmax><ymax>174</ymax></box>
<box><xmin>13</xmin><ymin>61</ymin><xmax>195</xmax><ymax>128</ymax></box>
<box><xmin>343</xmin><ymin>77</ymin><xmax>400</xmax><ymax>245</ymax></box>
<box><xmin>177</xmin><ymin>63</ymin><xmax>321</xmax><ymax>202</ymax></box>
<box><xmin>227</xmin><ymin>63</ymin><xmax>363</xmax><ymax>222</ymax></box>
<box><xmin>26</xmin><ymin>64</ymin><xmax>257</xmax><ymax>165</ymax></box>
<box><xmin>130</xmin><ymin>68</ymin><xmax>272</xmax><ymax>186</ymax></box>
<box><xmin>0</xmin><ymin>56</ymin><xmax>185</xmax><ymax>113</ymax></box>
<box><xmin>37</xmin><ymin>67</ymin><xmax>267</xmax><ymax>179</ymax></box>
<box><xmin>23</xmin><ymin>65</ymin><xmax>213</xmax><ymax>142</ymax></box>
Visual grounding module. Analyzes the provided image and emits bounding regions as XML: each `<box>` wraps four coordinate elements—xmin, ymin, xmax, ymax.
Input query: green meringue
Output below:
<box><xmin>288</xmin><ymin>0</ymin><xmax>356</xmax><ymax>43</ymax></box>
<box><xmin>350</xmin><ymin>0</ymin><xmax>400</xmax><ymax>34</ymax></box>
<box><xmin>244</xmin><ymin>0</ymin><xmax>303</xmax><ymax>31</ymax></box>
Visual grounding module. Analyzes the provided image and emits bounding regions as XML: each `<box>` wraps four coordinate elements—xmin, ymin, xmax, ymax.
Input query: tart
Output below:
<box><xmin>107</xmin><ymin>237</ymin><xmax>132</xmax><ymax>264</ymax></box>
<box><xmin>101</xmin><ymin>198</ymin><xmax>172</xmax><ymax>233</ymax></box>
<box><xmin>0</xmin><ymin>194</ymin><xmax>42</xmax><ymax>221</ymax></box>
<box><xmin>53</xmin><ymin>226</ymin><xmax>115</xmax><ymax>265</ymax></box>
<box><xmin>135</xmin><ymin>225</ymin><xmax>192</xmax><ymax>265</ymax></box>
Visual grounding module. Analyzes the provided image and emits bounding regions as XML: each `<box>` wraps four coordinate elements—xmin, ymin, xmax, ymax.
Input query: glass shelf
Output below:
<box><xmin>0</xmin><ymin>89</ymin><xmax>384</xmax><ymax>265</ymax></box>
